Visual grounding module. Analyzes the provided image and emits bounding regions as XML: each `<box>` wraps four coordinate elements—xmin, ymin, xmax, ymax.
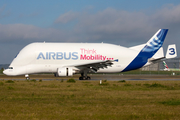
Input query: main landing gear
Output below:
<box><xmin>79</xmin><ymin>73</ymin><xmax>91</xmax><ymax>80</ymax></box>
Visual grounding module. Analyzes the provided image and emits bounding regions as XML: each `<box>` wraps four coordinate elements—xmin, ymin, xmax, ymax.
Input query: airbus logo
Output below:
<box><xmin>37</xmin><ymin>52</ymin><xmax>78</xmax><ymax>60</ymax></box>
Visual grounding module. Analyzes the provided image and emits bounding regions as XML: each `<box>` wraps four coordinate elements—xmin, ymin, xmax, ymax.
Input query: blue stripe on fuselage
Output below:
<box><xmin>122</xmin><ymin>29</ymin><xmax>168</xmax><ymax>72</ymax></box>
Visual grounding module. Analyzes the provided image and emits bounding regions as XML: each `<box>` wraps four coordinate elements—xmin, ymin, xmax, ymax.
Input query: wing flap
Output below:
<box><xmin>66</xmin><ymin>60</ymin><xmax>117</xmax><ymax>73</ymax></box>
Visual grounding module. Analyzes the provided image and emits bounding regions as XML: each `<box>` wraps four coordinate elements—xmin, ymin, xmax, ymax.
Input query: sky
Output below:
<box><xmin>0</xmin><ymin>0</ymin><xmax>180</xmax><ymax>64</ymax></box>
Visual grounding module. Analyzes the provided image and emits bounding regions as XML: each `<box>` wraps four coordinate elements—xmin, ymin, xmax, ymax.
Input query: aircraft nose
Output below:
<box><xmin>3</xmin><ymin>69</ymin><xmax>12</xmax><ymax>76</ymax></box>
<box><xmin>3</xmin><ymin>67</ymin><xmax>18</xmax><ymax>76</ymax></box>
<box><xmin>3</xmin><ymin>69</ymin><xmax>7</xmax><ymax>75</ymax></box>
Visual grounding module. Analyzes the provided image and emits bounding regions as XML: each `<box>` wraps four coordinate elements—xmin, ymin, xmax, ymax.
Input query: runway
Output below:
<box><xmin>86</xmin><ymin>74</ymin><xmax>180</xmax><ymax>81</ymax></box>
<box><xmin>0</xmin><ymin>74</ymin><xmax>180</xmax><ymax>81</ymax></box>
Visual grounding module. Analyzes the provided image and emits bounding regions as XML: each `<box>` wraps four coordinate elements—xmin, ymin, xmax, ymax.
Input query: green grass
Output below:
<box><xmin>160</xmin><ymin>99</ymin><xmax>180</xmax><ymax>106</ymax></box>
<box><xmin>118</xmin><ymin>80</ymin><xmax>126</xmax><ymax>82</ymax></box>
<box><xmin>99</xmin><ymin>80</ymin><xmax>109</xmax><ymax>86</ymax></box>
<box><xmin>5</xmin><ymin>80</ymin><xmax>15</xmax><ymax>83</ymax></box>
<box><xmin>0</xmin><ymin>80</ymin><xmax>180</xmax><ymax>119</ymax></box>
<box><xmin>67</xmin><ymin>78</ymin><xmax>76</xmax><ymax>83</ymax></box>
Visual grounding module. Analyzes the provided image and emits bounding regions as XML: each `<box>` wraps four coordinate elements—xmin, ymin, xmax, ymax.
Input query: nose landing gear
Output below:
<box><xmin>25</xmin><ymin>74</ymin><xmax>29</xmax><ymax>80</ymax></box>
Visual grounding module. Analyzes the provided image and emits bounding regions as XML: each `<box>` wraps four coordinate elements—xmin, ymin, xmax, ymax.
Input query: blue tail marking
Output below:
<box><xmin>122</xmin><ymin>29</ymin><xmax>168</xmax><ymax>72</ymax></box>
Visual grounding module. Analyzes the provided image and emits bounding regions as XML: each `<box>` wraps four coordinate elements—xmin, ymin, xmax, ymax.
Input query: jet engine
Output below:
<box><xmin>56</xmin><ymin>67</ymin><xmax>75</xmax><ymax>76</ymax></box>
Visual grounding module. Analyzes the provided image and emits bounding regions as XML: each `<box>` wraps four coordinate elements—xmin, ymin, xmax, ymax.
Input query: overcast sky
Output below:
<box><xmin>0</xmin><ymin>0</ymin><xmax>180</xmax><ymax>64</ymax></box>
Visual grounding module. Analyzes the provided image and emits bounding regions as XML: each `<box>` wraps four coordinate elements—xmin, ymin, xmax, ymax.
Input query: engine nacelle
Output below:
<box><xmin>57</xmin><ymin>67</ymin><xmax>75</xmax><ymax>76</ymax></box>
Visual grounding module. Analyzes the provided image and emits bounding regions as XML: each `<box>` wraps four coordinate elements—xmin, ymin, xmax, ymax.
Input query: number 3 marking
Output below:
<box><xmin>169</xmin><ymin>48</ymin><xmax>175</xmax><ymax>55</ymax></box>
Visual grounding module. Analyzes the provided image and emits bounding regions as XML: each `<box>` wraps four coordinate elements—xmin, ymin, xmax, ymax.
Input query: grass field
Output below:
<box><xmin>0</xmin><ymin>79</ymin><xmax>180</xmax><ymax>120</ymax></box>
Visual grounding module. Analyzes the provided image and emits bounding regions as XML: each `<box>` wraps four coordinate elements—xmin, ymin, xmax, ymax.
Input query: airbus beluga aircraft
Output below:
<box><xmin>3</xmin><ymin>29</ymin><xmax>177</xmax><ymax>80</ymax></box>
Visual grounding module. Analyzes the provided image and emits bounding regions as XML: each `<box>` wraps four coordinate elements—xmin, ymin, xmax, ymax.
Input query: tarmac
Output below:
<box><xmin>0</xmin><ymin>74</ymin><xmax>180</xmax><ymax>81</ymax></box>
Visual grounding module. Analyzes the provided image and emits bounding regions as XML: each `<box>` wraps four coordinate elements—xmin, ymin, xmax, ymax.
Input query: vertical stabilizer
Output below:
<box><xmin>163</xmin><ymin>61</ymin><xmax>169</xmax><ymax>69</ymax></box>
<box><xmin>122</xmin><ymin>29</ymin><xmax>168</xmax><ymax>72</ymax></box>
<box><xmin>163</xmin><ymin>61</ymin><xmax>170</xmax><ymax>71</ymax></box>
<box><xmin>166</xmin><ymin>44</ymin><xmax>177</xmax><ymax>59</ymax></box>
<box><xmin>142</xmin><ymin>29</ymin><xmax>168</xmax><ymax>55</ymax></box>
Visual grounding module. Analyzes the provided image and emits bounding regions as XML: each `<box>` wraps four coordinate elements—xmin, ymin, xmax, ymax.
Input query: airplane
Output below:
<box><xmin>163</xmin><ymin>61</ymin><xmax>180</xmax><ymax>71</ymax></box>
<box><xmin>3</xmin><ymin>29</ymin><xmax>177</xmax><ymax>80</ymax></box>
<box><xmin>163</xmin><ymin>61</ymin><xmax>170</xmax><ymax>71</ymax></box>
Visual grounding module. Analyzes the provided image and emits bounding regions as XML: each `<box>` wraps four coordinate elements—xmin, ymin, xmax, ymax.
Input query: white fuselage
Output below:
<box><xmin>4</xmin><ymin>42</ymin><xmax>140</xmax><ymax>76</ymax></box>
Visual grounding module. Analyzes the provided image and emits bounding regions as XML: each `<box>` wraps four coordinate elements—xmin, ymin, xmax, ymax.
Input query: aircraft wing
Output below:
<box><xmin>66</xmin><ymin>59</ymin><xmax>118</xmax><ymax>73</ymax></box>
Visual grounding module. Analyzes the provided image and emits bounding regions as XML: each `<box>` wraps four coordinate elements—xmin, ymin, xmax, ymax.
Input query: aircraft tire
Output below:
<box><xmin>79</xmin><ymin>77</ymin><xmax>83</xmax><ymax>80</ymax></box>
<box><xmin>86</xmin><ymin>76</ymin><xmax>91</xmax><ymax>80</ymax></box>
<box><xmin>79</xmin><ymin>76</ymin><xmax>91</xmax><ymax>80</ymax></box>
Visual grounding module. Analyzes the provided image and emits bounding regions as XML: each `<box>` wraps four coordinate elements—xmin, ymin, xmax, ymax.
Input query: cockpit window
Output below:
<box><xmin>8</xmin><ymin>67</ymin><xmax>13</xmax><ymax>69</ymax></box>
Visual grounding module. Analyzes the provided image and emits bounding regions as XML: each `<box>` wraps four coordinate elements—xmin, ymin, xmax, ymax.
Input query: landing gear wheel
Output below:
<box><xmin>79</xmin><ymin>76</ymin><xmax>91</xmax><ymax>80</ymax></box>
<box><xmin>25</xmin><ymin>74</ymin><xmax>29</xmax><ymax>80</ymax></box>
<box><xmin>79</xmin><ymin>71</ymin><xmax>91</xmax><ymax>80</ymax></box>
<box><xmin>86</xmin><ymin>76</ymin><xmax>91</xmax><ymax>80</ymax></box>
<box><xmin>79</xmin><ymin>76</ymin><xmax>83</xmax><ymax>80</ymax></box>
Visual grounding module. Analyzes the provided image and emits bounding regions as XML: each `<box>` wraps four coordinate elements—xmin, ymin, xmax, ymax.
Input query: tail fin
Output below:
<box><xmin>142</xmin><ymin>29</ymin><xmax>168</xmax><ymax>55</ymax></box>
<box><xmin>163</xmin><ymin>61</ymin><xmax>169</xmax><ymax>69</ymax></box>
<box><xmin>122</xmin><ymin>29</ymin><xmax>168</xmax><ymax>72</ymax></box>
<box><xmin>166</xmin><ymin>44</ymin><xmax>177</xmax><ymax>59</ymax></box>
<box><xmin>163</xmin><ymin>61</ymin><xmax>170</xmax><ymax>71</ymax></box>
